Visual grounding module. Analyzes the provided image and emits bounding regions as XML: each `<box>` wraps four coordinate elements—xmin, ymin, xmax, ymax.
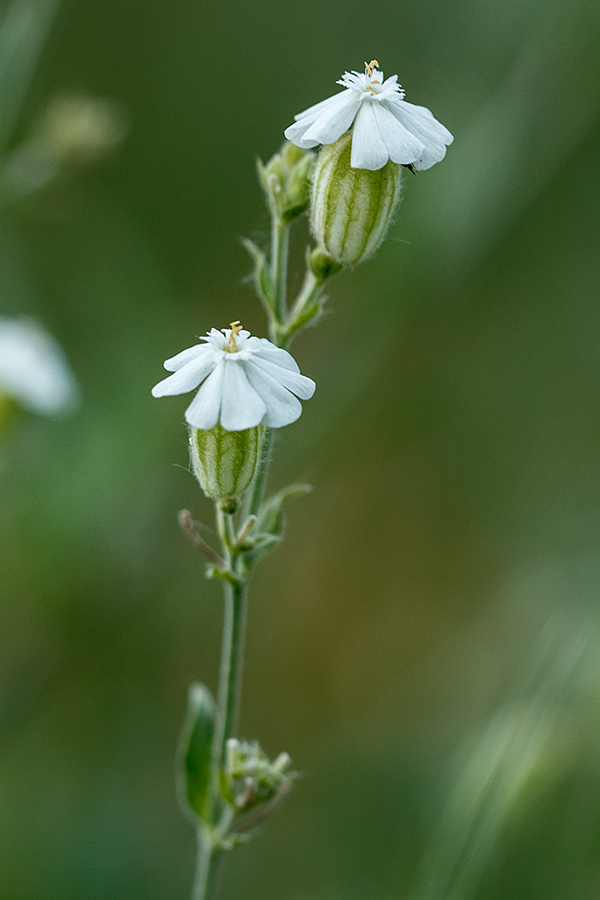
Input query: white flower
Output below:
<box><xmin>152</xmin><ymin>323</ymin><xmax>316</xmax><ymax>431</ymax></box>
<box><xmin>284</xmin><ymin>60</ymin><xmax>453</xmax><ymax>171</ymax></box>
<box><xmin>0</xmin><ymin>316</ymin><xmax>79</xmax><ymax>415</ymax></box>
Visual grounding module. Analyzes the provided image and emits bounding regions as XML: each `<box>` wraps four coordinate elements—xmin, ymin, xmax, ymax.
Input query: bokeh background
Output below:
<box><xmin>1</xmin><ymin>0</ymin><xmax>600</xmax><ymax>897</ymax></box>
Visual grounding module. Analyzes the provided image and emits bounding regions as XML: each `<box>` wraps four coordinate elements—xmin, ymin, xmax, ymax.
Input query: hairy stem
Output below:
<box><xmin>214</xmin><ymin>577</ymin><xmax>248</xmax><ymax>765</ymax></box>
<box><xmin>191</xmin><ymin>829</ymin><xmax>222</xmax><ymax>900</ymax></box>
<box><xmin>271</xmin><ymin>216</ymin><xmax>289</xmax><ymax>324</ymax></box>
<box><xmin>191</xmin><ymin>579</ymin><xmax>246</xmax><ymax>900</ymax></box>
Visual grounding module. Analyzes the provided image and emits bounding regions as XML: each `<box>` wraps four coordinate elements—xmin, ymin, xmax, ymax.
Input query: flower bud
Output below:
<box><xmin>258</xmin><ymin>141</ymin><xmax>315</xmax><ymax>223</ymax></box>
<box><xmin>222</xmin><ymin>738</ymin><xmax>294</xmax><ymax>815</ymax></box>
<box><xmin>189</xmin><ymin>423</ymin><xmax>263</xmax><ymax>510</ymax></box>
<box><xmin>310</xmin><ymin>131</ymin><xmax>402</xmax><ymax>266</ymax></box>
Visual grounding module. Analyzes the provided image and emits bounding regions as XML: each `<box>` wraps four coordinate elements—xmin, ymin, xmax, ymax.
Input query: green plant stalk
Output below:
<box><xmin>214</xmin><ymin>577</ymin><xmax>248</xmax><ymax>766</ymax></box>
<box><xmin>242</xmin><ymin>427</ymin><xmax>274</xmax><ymax>520</ymax></box>
<box><xmin>192</xmin><ymin>576</ymin><xmax>247</xmax><ymax>900</ymax></box>
<box><xmin>191</xmin><ymin>828</ymin><xmax>221</xmax><ymax>900</ymax></box>
<box><xmin>190</xmin><ymin>168</ymin><xmax>338</xmax><ymax>900</ymax></box>
<box><xmin>271</xmin><ymin>215</ymin><xmax>289</xmax><ymax>323</ymax></box>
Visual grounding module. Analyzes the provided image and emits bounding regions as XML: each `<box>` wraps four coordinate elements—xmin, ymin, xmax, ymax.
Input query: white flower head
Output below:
<box><xmin>152</xmin><ymin>323</ymin><xmax>316</xmax><ymax>432</ymax></box>
<box><xmin>285</xmin><ymin>59</ymin><xmax>453</xmax><ymax>172</ymax></box>
<box><xmin>0</xmin><ymin>316</ymin><xmax>79</xmax><ymax>415</ymax></box>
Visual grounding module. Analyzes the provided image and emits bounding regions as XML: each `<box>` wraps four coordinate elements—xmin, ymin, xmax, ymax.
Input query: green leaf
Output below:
<box><xmin>249</xmin><ymin>483</ymin><xmax>312</xmax><ymax>563</ymax></box>
<box><xmin>241</xmin><ymin>237</ymin><xmax>275</xmax><ymax>311</ymax></box>
<box><xmin>176</xmin><ymin>682</ymin><xmax>216</xmax><ymax>823</ymax></box>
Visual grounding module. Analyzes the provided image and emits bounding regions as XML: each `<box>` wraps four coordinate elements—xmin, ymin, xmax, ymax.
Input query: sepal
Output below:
<box><xmin>189</xmin><ymin>423</ymin><xmax>264</xmax><ymax>511</ymax></box>
<box><xmin>310</xmin><ymin>131</ymin><xmax>402</xmax><ymax>265</ymax></box>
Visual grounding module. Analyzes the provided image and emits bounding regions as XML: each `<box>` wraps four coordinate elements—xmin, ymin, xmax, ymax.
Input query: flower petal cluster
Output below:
<box><xmin>0</xmin><ymin>316</ymin><xmax>79</xmax><ymax>415</ymax></box>
<box><xmin>285</xmin><ymin>61</ymin><xmax>453</xmax><ymax>171</ymax></box>
<box><xmin>152</xmin><ymin>326</ymin><xmax>316</xmax><ymax>431</ymax></box>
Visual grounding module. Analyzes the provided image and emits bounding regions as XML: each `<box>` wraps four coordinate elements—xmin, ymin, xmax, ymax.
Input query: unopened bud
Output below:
<box><xmin>310</xmin><ymin>131</ymin><xmax>402</xmax><ymax>266</ymax></box>
<box><xmin>222</xmin><ymin>738</ymin><xmax>294</xmax><ymax>814</ymax></box>
<box><xmin>258</xmin><ymin>141</ymin><xmax>315</xmax><ymax>223</ymax></box>
<box><xmin>189</xmin><ymin>423</ymin><xmax>263</xmax><ymax>510</ymax></box>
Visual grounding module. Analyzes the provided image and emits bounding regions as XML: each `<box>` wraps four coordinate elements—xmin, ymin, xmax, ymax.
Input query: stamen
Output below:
<box><xmin>228</xmin><ymin>320</ymin><xmax>242</xmax><ymax>351</ymax></box>
<box><xmin>364</xmin><ymin>59</ymin><xmax>379</xmax><ymax>77</ymax></box>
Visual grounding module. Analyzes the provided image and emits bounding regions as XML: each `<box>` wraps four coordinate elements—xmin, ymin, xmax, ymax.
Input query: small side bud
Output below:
<box><xmin>221</xmin><ymin>738</ymin><xmax>295</xmax><ymax>821</ymax></box>
<box><xmin>308</xmin><ymin>247</ymin><xmax>342</xmax><ymax>283</ymax></box>
<box><xmin>258</xmin><ymin>141</ymin><xmax>315</xmax><ymax>223</ymax></box>
<box><xmin>310</xmin><ymin>131</ymin><xmax>402</xmax><ymax>266</ymax></box>
<box><xmin>189</xmin><ymin>423</ymin><xmax>263</xmax><ymax>509</ymax></box>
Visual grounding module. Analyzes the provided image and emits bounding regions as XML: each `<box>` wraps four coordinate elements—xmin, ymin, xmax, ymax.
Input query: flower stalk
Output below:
<box><xmin>186</xmin><ymin>146</ymin><xmax>318</xmax><ymax>900</ymax></box>
<box><xmin>153</xmin><ymin>60</ymin><xmax>453</xmax><ymax>900</ymax></box>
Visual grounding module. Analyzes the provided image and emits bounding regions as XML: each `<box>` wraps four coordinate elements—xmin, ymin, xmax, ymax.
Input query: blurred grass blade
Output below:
<box><xmin>0</xmin><ymin>0</ymin><xmax>61</xmax><ymax>154</ymax></box>
<box><xmin>409</xmin><ymin>617</ymin><xmax>599</xmax><ymax>900</ymax></box>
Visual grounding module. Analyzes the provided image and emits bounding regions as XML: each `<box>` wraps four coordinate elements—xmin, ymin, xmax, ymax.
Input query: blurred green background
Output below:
<box><xmin>1</xmin><ymin>0</ymin><xmax>600</xmax><ymax>897</ymax></box>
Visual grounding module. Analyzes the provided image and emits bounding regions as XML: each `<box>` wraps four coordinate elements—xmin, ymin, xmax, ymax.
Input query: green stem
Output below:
<box><xmin>191</xmin><ymin>830</ymin><xmax>221</xmax><ymax>900</ymax></box>
<box><xmin>190</xmin><ymin>579</ymin><xmax>246</xmax><ymax>900</ymax></box>
<box><xmin>289</xmin><ymin>269</ymin><xmax>319</xmax><ymax>320</ymax></box>
<box><xmin>243</xmin><ymin>427</ymin><xmax>274</xmax><ymax>520</ymax></box>
<box><xmin>270</xmin><ymin>216</ymin><xmax>289</xmax><ymax>324</ymax></box>
<box><xmin>214</xmin><ymin>578</ymin><xmax>247</xmax><ymax>764</ymax></box>
<box><xmin>282</xmin><ymin>269</ymin><xmax>326</xmax><ymax>346</ymax></box>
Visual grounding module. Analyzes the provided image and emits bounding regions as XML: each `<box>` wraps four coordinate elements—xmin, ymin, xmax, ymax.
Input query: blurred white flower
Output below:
<box><xmin>34</xmin><ymin>92</ymin><xmax>128</xmax><ymax>165</ymax></box>
<box><xmin>0</xmin><ymin>316</ymin><xmax>79</xmax><ymax>415</ymax></box>
<box><xmin>152</xmin><ymin>323</ymin><xmax>315</xmax><ymax>431</ymax></box>
<box><xmin>285</xmin><ymin>60</ymin><xmax>453</xmax><ymax>171</ymax></box>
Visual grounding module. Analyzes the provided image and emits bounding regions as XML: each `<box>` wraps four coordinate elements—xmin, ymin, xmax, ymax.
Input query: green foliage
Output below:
<box><xmin>177</xmin><ymin>683</ymin><xmax>216</xmax><ymax>824</ymax></box>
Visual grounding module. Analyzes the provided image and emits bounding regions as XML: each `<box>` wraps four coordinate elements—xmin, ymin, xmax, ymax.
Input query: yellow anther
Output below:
<box><xmin>228</xmin><ymin>320</ymin><xmax>242</xmax><ymax>351</ymax></box>
<box><xmin>364</xmin><ymin>59</ymin><xmax>379</xmax><ymax>77</ymax></box>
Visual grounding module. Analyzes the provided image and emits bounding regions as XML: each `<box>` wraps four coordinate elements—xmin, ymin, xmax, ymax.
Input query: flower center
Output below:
<box><xmin>227</xmin><ymin>321</ymin><xmax>242</xmax><ymax>352</ymax></box>
<box><xmin>364</xmin><ymin>59</ymin><xmax>380</xmax><ymax>95</ymax></box>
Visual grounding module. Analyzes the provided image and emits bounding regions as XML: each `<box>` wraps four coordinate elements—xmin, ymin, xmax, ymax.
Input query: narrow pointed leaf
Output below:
<box><xmin>241</xmin><ymin>237</ymin><xmax>275</xmax><ymax>311</ymax></box>
<box><xmin>177</xmin><ymin>682</ymin><xmax>216</xmax><ymax>823</ymax></box>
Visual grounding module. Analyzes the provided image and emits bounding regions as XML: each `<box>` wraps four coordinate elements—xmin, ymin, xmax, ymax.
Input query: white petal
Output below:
<box><xmin>252</xmin><ymin>341</ymin><xmax>301</xmax><ymax>373</ymax></box>
<box><xmin>299</xmin><ymin>91</ymin><xmax>361</xmax><ymax>146</ymax></box>
<box><xmin>163</xmin><ymin>343</ymin><xmax>210</xmax><ymax>372</ymax></box>
<box><xmin>383</xmin><ymin>100</ymin><xmax>452</xmax><ymax>170</ymax></box>
<box><xmin>350</xmin><ymin>102</ymin><xmax>389</xmax><ymax>170</ymax></box>
<box><xmin>184</xmin><ymin>363</ymin><xmax>225</xmax><ymax>429</ymax></box>
<box><xmin>248</xmin><ymin>356</ymin><xmax>316</xmax><ymax>400</ymax></box>
<box><xmin>372</xmin><ymin>102</ymin><xmax>425</xmax><ymax>164</ymax></box>
<box><xmin>412</xmin><ymin>142</ymin><xmax>448</xmax><ymax>170</ymax></box>
<box><xmin>401</xmin><ymin>101</ymin><xmax>454</xmax><ymax>144</ymax></box>
<box><xmin>219</xmin><ymin>359</ymin><xmax>267</xmax><ymax>431</ymax></box>
<box><xmin>152</xmin><ymin>354</ymin><xmax>216</xmax><ymax>397</ymax></box>
<box><xmin>382</xmin><ymin>74</ymin><xmax>400</xmax><ymax>90</ymax></box>
<box><xmin>385</xmin><ymin>99</ymin><xmax>453</xmax><ymax>147</ymax></box>
<box><xmin>293</xmin><ymin>90</ymin><xmax>352</xmax><ymax>122</ymax></box>
<box><xmin>242</xmin><ymin>363</ymin><xmax>303</xmax><ymax>427</ymax></box>
<box><xmin>284</xmin><ymin>119</ymin><xmax>321</xmax><ymax>149</ymax></box>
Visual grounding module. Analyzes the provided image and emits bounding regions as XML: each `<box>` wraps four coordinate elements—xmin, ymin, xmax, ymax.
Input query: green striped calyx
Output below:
<box><xmin>310</xmin><ymin>131</ymin><xmax>402</xmax><ymax>266</ymax></box>
<box><xmin>189</xmin><ymin>423</ymin><xmax>263</xmax><ymax>511</ymax></box>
